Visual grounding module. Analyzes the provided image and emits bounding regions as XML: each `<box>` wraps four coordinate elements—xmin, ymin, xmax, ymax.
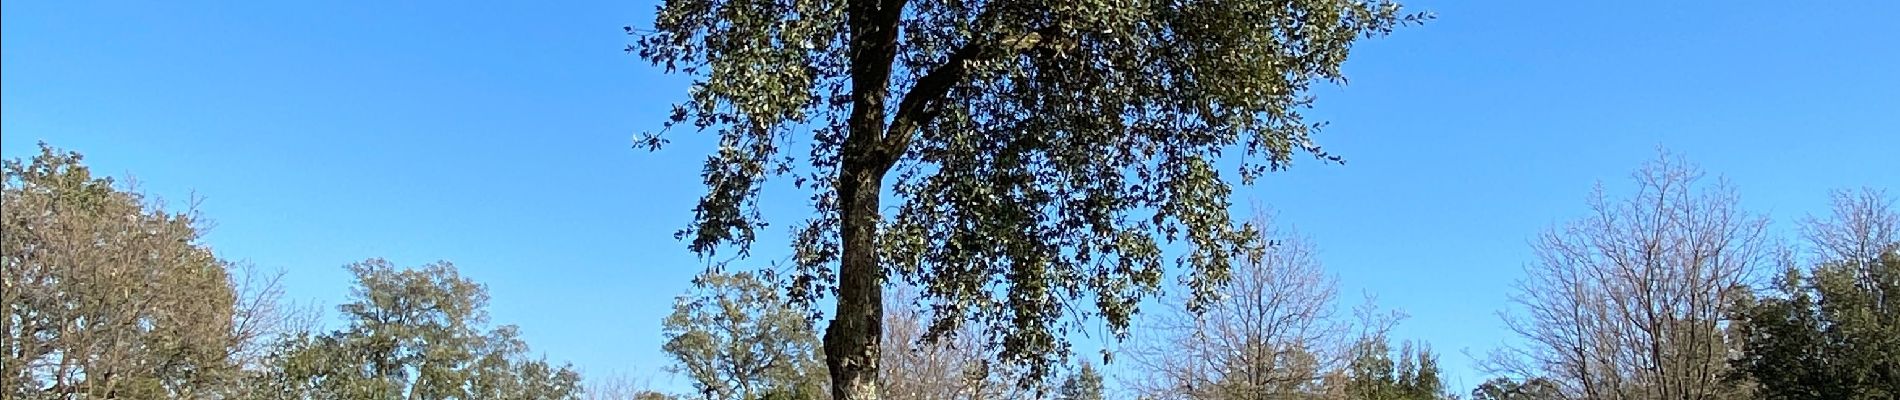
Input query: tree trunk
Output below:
<box><xmin>829</xmin><ymin>0</ymin><xmax>903</xmax><ymax>398</ymax></box>
<box><xmin>827</xmin><ymin>165</ymin><xmax>885</xmax><ymax>400</ymax></box>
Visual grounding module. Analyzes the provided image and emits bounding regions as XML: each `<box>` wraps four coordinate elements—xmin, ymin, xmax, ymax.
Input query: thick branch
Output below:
<box><xmin>879</xmin><ymin>26</ymin><xmax>1062</xmax><ymax>167</ymax></box>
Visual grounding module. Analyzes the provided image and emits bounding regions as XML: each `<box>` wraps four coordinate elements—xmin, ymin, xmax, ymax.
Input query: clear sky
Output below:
<box><xmin>4</xmin><ymin>0</ymin><xmax>1896</xmax><ymax>395</ymax></box>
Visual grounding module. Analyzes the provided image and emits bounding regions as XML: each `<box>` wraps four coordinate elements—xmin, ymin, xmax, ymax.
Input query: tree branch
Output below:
<box><xmin>878</xmin><ymin>26</ymin><xmax>1062</xmax><ymax>168</ymax></box>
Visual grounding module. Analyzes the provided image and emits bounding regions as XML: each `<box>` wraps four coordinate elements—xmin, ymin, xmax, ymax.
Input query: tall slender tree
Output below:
<box><xmin>631</xmin><ymin>1</ymin><xmax>1426</xmax><ymax>398</ymax></box>
<box><xmin>1334</xmin><ymin>339</ymin><xmax>1445</xmax><ymax>400</ymax></box>
<box><xmin>1055</xmin><ymin>362</ymin><xmax>1103</xmax><ymax>400</ymax></box>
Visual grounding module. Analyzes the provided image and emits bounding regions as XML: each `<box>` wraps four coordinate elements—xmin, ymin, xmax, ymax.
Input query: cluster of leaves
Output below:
<box><xmin>1055</xmin><ymin>363</ymin><xmax>1104</xmax><ymax>400</ymax></box>
<box><xmin>1467</xmin><ymin>377</ymin><xmax>1560</xmax><ymax>400</ymax></box>
<box><xmin>662</xmin><ymin>274</ymin><xmax>1126</xmax><ymax>400</ymax></box>
<box><xmin>250</xmin><ymin>259</ymin><xmax>583</xmax><ymax>400</ymax></box>
<box><xmin>1730</xmin><ymin>189</ymin><xmax>1898</xmax><ymax>400</ymax></box>
<box><xmin>657</xmin><ymin>212</ymin><xmax>1464</xmax><ymax>400</ymax></box>
<box><xmin>1334</xmin><ymin>340</ymin><xmax>1446</xmax><ymax>400</ymax></box>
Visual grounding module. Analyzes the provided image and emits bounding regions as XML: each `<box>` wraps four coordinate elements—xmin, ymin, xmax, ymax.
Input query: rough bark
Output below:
<box><xmin>830</xmin><ymin>165</ymin><xmax>888</xmax><ymax>400</ymax></box>
<box><xmin>829</xmin><ymin>0</ymin><xmax>906</xmax><ymax>397</ymax></box>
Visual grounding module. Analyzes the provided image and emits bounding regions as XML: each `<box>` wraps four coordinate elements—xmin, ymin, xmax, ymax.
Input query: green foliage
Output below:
<box><xmin>1732</xmin><ymin>189</ymin><xmax>1899</xmax><ymax>400</ymax></box>
<box><xmin>1057</xmin><ymin>362</ymin><xmax>1104</xmax><ymax>400</ymax></box>
<box><xmin>1341</xmin><ymin>341</ymin><xmax>1446</xmax><ymax>400</ymax></box>
<box><xmin>636</xmin><ymin>391</ymin><xmax>690</xmax><ymax>400</ymax></box>
<box><xmin>634</xmin><ymin>0</ymin><xmax>1428</xmax><ymax>389</ymax></box>
<box><xmin>1730</xmin><ymin>268</ymin><xmax>1837</xmax><ymax>400</ymax></box>
<box><xmin>1468</xmin><ymin>377</ymin><xmax>1560</xmax><ymax>400</ymax></box>
<box><xmin>663</xmin><ymin>271</ymin><xmax>828</xmax><ymax>400</ymax></box>
<box><xmin>254</xmin><ymin>259</ymin><xmax>581</xmax><ymax>400</ymax></box>
<box><xmin>2</xmin><ymin>143</ymin><xmax>244</xmax><ymax>398</ymax></box>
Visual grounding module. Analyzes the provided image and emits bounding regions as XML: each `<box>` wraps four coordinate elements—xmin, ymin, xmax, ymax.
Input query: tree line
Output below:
<box><xmin>3</xmin><ymin>144</ymin><xmax>580</xmax><ymax>399</ymax></box>
<box><xmin>9</xmin><ymin>0</ymin><xmax>1889</xmax><ymax>398</ymax></box>
<box><xmin>645</xmin><ymin>154</ymin><xmax>1897</xmax><ymax>400</ymax></box>
<box><xmin>3</xmin><ymin>143</ymin><xmax>1895</xmax><ymax>400</ymax></box>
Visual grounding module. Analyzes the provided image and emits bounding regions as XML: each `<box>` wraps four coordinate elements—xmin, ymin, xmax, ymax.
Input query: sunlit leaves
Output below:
<box><xmin>635</xmin><ymin>0</ymin><xmax>1426</xmax><ymax>384</ymax></box>
<box><xmin>663</xmin><ymin>271</ymin><xmax>828</xmax><ymax>400</ymax></box>
<box><xmin>257</xmin><ymin>260</ymin><xmax>582</xmax><ymax>400</ymax></box>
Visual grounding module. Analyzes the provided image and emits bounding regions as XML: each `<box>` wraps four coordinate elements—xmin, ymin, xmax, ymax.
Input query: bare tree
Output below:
<box><xmin>881</xmin><ymin>286</ymin><xmax>1037</xmax><ymax>400</ymax></box>
<box><xmin>585</xmin><ymin>371</ymin><xmax>679</xmax><ymax>400</ymax></box>
<box><xmin>225</xmin><ymin>264</ymin><xmax>313</xmax><ymax>371</ymax></box>
<box><xmin>1801</xmin><ymin>188</ymin><xmax>1898</xmax><ymax>302</ymax></box>
<box><xmin>1495</xmin><ymin>153</ymin><xmax>1768</xmax><ymax>400</ymax></box>
<box><xmin>1126</xmin><ymin>212</ymin><xmax>1351</xmax><ymax>400</ymax></box>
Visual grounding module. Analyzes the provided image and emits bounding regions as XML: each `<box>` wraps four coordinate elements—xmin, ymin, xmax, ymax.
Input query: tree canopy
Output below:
<box><xmin>254</xmin><ymin>259</ymin><xmax>582</xmax><ymax>400</ymax></box>
<box><xmin>662</xmin><ymin>271</ymin><xmax>828</xmax><ymax>400</ymax></box>
<box><xmin>1468</xmin><ymin>378</ymin><xmax>1560</xmax><ymax>400</ymax></box>
<box><xmin>632</xmin><ymin>0</ymin><xmax>1426</xmax><ymax>397</ymax></box>
<box><xmin>3</xmin><ymin>144</ymin><xmax>250</xmax><ymax>399</ymax></box>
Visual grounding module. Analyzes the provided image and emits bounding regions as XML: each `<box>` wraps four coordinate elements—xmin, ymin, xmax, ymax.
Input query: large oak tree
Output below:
<box><xmin>631</xmin><ymin>1</ymin><xmax>1425</xmax><ymax>399</ymax></box>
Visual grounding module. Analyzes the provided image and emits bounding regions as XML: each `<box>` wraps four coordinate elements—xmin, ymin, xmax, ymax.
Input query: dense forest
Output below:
<box><xmin>4</xmin><ymin>0</ymin><xmax>1896</xmax><ymax>399</ymax></box>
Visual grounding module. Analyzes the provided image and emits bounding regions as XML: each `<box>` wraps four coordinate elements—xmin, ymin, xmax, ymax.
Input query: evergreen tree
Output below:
<box><xmin>1733</xmin><ymin>188</ymin><xmax>1899</xmax><ymax>400</ymax></box>
<box><xmin>1341</xmin><ymin>340</ymin><xmax>1446</xmax><ymax>400</ymax></box>
<box><xmin>1057</xmin><ymin>363</ymin><xmax>1104</xmax><ymax>400</ymax></box>
<box><xmin>1468</xmin><ymin>378</ymin><xmax>1560</xmax><ymax>400</ymax></box>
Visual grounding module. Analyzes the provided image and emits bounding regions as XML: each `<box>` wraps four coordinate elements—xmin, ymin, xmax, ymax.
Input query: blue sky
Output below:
<box><xmin>4</xmin><ymin>0</ymin><xmax>1895</xmax><ymax>394</ymax></box>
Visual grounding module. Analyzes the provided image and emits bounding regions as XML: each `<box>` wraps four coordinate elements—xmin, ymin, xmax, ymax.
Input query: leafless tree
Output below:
<box><xmin>1495</xmin><ymin>153</ymin><xmax>1768</xmax><ymax>400</ymax></box>
<box><xmin>882</xmin><ymin>286</ymin><xmax>1040</xmax><ymax>400</ymax></box>
<box><xmin>225</xmin><ymin>263</ymin><xmax>314</xmax><ymax>370</ymax></box>
<box><xmin>585</xmin><ymin>370</ymin><xmax>679</xmax><ymax>400</ymax></box>
<box><xmin>1801</xmin><ymin>187</ymin><xmax>1899</xmax><ymax>301</ymax></box>
<box><xmin>1125</xmin><ymin>212</ymin><xmax>1353</xmax><ymax>400</ymax></box>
